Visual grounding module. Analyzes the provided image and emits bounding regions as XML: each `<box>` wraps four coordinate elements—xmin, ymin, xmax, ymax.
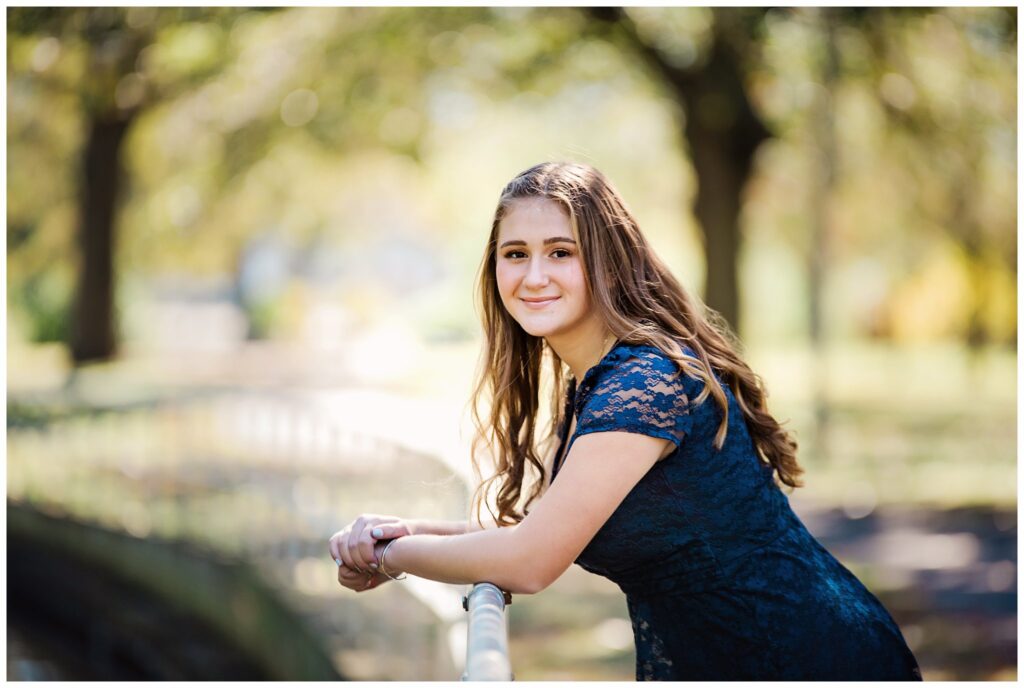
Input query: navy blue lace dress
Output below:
<box><xmin>550</xmin><ymin>340</ymin><xmax>921</xmax><ymax>681</ymax></box>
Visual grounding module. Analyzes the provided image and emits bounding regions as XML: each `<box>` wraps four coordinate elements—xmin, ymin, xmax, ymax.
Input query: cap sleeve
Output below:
<box><xmin>576</xmin><ymin>347</ymin><xmax>693</xmax><ymax>449</ymax></box>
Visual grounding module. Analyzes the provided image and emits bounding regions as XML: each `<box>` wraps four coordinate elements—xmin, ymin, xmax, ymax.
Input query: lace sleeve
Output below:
<box><xmin>576</xmin><ymin>348</ymin><xmax>692</xmax><ymax>449</ymax></box>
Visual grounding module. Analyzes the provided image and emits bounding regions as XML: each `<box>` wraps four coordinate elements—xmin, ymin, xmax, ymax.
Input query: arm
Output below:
<box><xmin>378</xmin><ymin>431</ymin><xmax>670</xmax><ymax>594</ymax></box>
<box><xmin>329</xmin><ymin>513</ymin><xmax>494</xmax><ymax>578</ymax></box>
<box><xmin>408</xmin><ymin>519</ymin><xmax>475</xmax><ymax>536</ymax></box>
<box><xmin>411</xmin><ymin>517</ymin><xmax>493</xmax><ymax>535</ymax></box>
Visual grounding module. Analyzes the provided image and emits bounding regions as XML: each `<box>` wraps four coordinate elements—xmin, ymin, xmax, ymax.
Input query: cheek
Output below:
<box><xmin>494</xmin><ymin>264</ymin><xmax>517</xmax><ymax>302</ymax></box>
<box><xmin>563</xmin><ymin>263</ymin><xmax>589</xmax><ymax>300</ymax></box>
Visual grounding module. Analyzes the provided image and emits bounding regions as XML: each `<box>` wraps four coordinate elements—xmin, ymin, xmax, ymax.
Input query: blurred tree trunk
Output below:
<box><xmin>684</xmin><ymin>12</ymin><xmax>771</xmax><ymax>334</ymax></box>
<box><xmin>586</xmin><ymin>8</ymin><xmax>771</xmax><ymax>334</ymax></box>
<box><xmin>11</xmin><ymin>8</ymin><xmax>241</xmax><ymax>364</ymax></box>
<box><xmin>71</xmin><ymin>114</ymin><xmax>132</xmax><ymax>363</ymax></box>
<box><xmin>65</xmin><ymin>10</ymin><xmax>151</xmax><ymax>364</ymax></box>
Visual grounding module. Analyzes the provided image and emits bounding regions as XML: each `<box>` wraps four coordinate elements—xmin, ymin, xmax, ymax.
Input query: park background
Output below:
<box><xmin>6</xmin><ymin>6</ymin><xmax>1017</xmax><ymax>681</ymax></box>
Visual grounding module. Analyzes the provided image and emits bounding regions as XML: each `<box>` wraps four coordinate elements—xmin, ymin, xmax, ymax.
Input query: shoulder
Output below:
<box><xmin>575</xmin><ymin>340</ymin><xmax>696</xmax><ymax>445</ymax></box>
<box><xmin>586</xmin><ymin>341</ymin><xmax>689</xmax><ymax>394</ymax></box>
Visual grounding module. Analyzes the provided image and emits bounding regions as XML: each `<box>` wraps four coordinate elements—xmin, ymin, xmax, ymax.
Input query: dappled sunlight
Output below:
<box><xmin>593</xmin><ymin>617</ymin><xmax>634</xmax><ymax>651</ymax></box>
<box><xmin>841</xmin><ymin>480</ymin><xmax>878</xmax><ymax>520</ymax></box>
<box><xmin>873</xmin><ymin>530</ymin><xmax>981</xmax><ymax>571</ymax></box>
<box><xmin>985</xmin><ymin>561</ymin><xmax>1015</xmax><ymax>593</ymax></box>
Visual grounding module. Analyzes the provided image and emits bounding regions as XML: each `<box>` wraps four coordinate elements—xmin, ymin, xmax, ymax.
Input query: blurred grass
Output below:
<box><xmin>747</xmin><ymin>342</ymin><xmax>1016</xmax><ymax>508</ymax></box>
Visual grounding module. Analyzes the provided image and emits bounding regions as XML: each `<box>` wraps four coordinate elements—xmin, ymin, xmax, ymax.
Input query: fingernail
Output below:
<box><xmin>369</xmin><ymin>562</ymin><xmax>378</xmax><ymax>569</ymax></box>
<box><xmin>335</xmin><ymin>558</ymin><xmax>342</xmax><ymax>567</ymax></box>
<box><xmin>371</xmin><ymin>528</ymin><xmax>383</xmax><ymax>538</ymax></box>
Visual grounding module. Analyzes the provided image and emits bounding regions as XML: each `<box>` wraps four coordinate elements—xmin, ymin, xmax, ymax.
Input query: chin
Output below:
<box><xmin>508</xmin><ymin>317</ymin><xmax>548</xmax><ymax>338</ymax></box>
<box><xmin>515</xmin><ymin>323</ymin><xmax>550</xmax><ymax>339</ymax></box>
<box><xmin>514</xmin><ymin>318</ymin><xmax>572</xmax><ymax>340</ymax></box>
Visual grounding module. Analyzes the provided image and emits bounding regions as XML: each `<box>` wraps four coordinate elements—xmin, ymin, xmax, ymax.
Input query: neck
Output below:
<box><xmin>547</xmin><ymin>320</ymin><xmax>616</xmax><ymax>382</ymax></box>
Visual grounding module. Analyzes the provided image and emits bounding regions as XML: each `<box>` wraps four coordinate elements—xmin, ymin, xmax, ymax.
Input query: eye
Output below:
<box><xmin>503</xmin><ymin>250</ymin><xmax>526</xmax><ymax>260</ymax></box>
<box><xmin>551</xmin><ymin>248</ymin><xmax>573</xmax><ymax>259</ymax></box>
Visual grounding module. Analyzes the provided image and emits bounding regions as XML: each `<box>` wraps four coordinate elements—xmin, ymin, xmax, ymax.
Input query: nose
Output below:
<box><xmin>523</xmin><ymin>256</ymin><xmax>550</xmax><ymax>289</ymax></box>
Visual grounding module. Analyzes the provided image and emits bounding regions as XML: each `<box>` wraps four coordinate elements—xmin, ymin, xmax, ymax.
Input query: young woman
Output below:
<box><xmin>328</xmin><ymin>162</ymin><xmax>921</xmax><ymax>680</ymax></box>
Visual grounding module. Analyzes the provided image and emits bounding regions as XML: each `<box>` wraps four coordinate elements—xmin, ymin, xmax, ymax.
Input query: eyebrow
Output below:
<box><xmin>499</xmin><ymin>237</ymin><xmax>577</xmax><ymax>249</ymax></box>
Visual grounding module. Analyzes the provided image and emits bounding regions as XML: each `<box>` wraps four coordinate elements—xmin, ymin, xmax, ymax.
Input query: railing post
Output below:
<box><xmin>460</xmin><ymin>582</ymin><xmax>512</xmax><ymax>681</ymax></box>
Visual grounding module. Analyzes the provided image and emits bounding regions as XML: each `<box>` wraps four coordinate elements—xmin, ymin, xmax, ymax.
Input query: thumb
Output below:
<box><xmin>370</xmin><ymin>523</ymin><xmax>410</xmax><ymax>540</ymax></box>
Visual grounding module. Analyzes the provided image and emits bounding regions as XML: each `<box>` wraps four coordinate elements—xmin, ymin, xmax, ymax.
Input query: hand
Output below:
<box><xmin>334</xmin><ymin>539</ymin><xmax>401</xmax><ymax>593</ymax></box>
<box><xmin>328</xmin><ymin>514</ymin><xmax>414</xmax><ymax>590</ymax></box>
<box><xmin>336</xmin><ymin>560</ymin><xmax>382</xmax><ymax>593</ymax></box>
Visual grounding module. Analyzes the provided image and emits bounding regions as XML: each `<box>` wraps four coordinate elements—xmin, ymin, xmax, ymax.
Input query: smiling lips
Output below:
<box><xmin>521</xmin><ymin>296</ymin><xmax>560</xmax><ymax>309</ymax></box>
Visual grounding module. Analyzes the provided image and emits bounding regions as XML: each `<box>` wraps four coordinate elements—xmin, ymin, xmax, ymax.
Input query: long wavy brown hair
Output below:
<box><xmin>469</xmin><ymin>162</ymin><xmax>802</xmax><ymax>527</ymax></box>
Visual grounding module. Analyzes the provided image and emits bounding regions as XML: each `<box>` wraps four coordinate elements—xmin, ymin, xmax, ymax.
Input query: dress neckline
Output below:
<box><xmin>552</xmin><ymin>338</ymin><xmax>625</xmax><ymax>481</ymax></box>
<box><xmin>575</xmin><ymin>337</ymin><xmax>625</xmax><ymax>396</ymax></box>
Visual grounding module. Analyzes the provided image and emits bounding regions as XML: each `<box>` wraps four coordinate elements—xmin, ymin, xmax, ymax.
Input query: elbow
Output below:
<box><xmin>473</xmin><ymin>574</ymin><xmax>542</xmax><ymax>596</ymax></box>
<box><xmin>486</xmin><ymin>566</ymin><xmax>550</xmax><ymax>595</ymax></box>
<box><xmin>510</xmin><ymin>566</ymin><xmax>559</xmax><ymax>595</ymax></box>
<box><xmin>511</xmin><ymin>576</ymin><xmax>546</xmax><ymax>596</ymax></box>
<box><xmin>501</xmin><ymin>526</ymin><xmax>564</xmax><ymax>594</ymax></box>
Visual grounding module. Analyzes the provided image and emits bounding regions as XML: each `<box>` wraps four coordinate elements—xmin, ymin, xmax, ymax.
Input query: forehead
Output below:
<box><xmin>497</xmin><ymin>197</ymin><xmax>572</xmax><ymax>240</ymax></box>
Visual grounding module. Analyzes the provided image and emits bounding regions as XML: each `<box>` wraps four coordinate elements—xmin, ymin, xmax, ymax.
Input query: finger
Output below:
<box><xmin>339</xmin><ymin>573</ymin><xmax>364</xmax><ymax>590</ymax></box>
<box><xmin>369</xmin><ymin>522</ymin><xmax>410</xmax><ymax>540</ymax></box>
<box><xmin>339</xmin><ymin>576</ymin><xmax>364</xmax><ymax>592</ymax></box>
<box><xmin>331</xmin><ymin>540</ymin><xmax>354</xmax><ymax>568</ymax></box>
<box><xmin>357</xmin><ymin>572</ymin><xmax>381</xmax><ymax>592</ymax></box>
<box><xmin>328</xmin><ymin>532</ymin><xmax>344</xmax><ymax>564</ymax></box>
<box><xmin>337</xmin><ymin>533</ymin><xmax>361</xmax><ymax>573</ymax></box>
<box><xmin>358</xmin><ymin>532</ymin><xmax>379</xmax><ymax>572</ymax></box>
<box><xmin>331</xmin><ymin>527</ymin><xmax>356</xmax><ymax>565</ymax></box>
<box><xmin>338</xmin><ymin>563</ymin><xmax>362</xmax><ymax>580</ymax></box>
<box><xmin>338</xmin><ymin>566</ymin><xmax>365</xmax><ymax>588</ymax></box>
<box><xmin>348</xmin><ymin>520</ymin><xmax>371</xmax><ymax>572</ymax></box>
<box><xmin>347</xmin><ymin>569</ymin><xmax>372</xmax><ymax>592</ymax></box>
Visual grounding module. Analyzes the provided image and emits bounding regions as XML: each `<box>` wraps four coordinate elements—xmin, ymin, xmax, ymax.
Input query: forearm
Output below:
<box><xmin>408</xmin><ymin>519</ymin><xmax>471</xmax><ymax>536</ymax></box>
<box><xmin>383</xmin><ymin>527</ymin><xmax>538</xmax><ymax>594</ymax></box>
<box><xmin>408</xmin><ymin>518</ymin><xmax>492</xmax><ymax>536</ymax></box>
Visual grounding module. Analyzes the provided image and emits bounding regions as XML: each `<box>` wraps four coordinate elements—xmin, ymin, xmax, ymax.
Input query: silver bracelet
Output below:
<box><xmin>379</xmin><ymin>539</ymin><xmax>407</xmax><ymax>581</ymax></box>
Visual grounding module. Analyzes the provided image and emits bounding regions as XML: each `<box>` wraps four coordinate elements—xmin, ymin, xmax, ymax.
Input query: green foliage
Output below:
<box><xmin>11</xmin><ymin>271</ymin><xmax>72</xmax><ymax>343</ymax></box>
<box><xmin>6</xmin><ymin>7</ymin><xmax>1017</xmax><ymax>352</ymax></box>
<box><xmin>243</xmin><ymin>298</ymin><xmax>280</xmax><ymax>341</ymax></box>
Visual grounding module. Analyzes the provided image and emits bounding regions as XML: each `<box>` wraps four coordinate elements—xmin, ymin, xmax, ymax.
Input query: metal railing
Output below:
<box><xmin>461</xmin><ymin>583</ymin><xmax>513</xmax><ymax>680</ymax></box>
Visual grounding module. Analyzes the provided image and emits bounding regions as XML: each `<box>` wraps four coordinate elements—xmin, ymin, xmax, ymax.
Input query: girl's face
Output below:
<box><xmin>495</xmin><ymin>197</ymin><xmax>600</xmax><ymax>342</ymax></box>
